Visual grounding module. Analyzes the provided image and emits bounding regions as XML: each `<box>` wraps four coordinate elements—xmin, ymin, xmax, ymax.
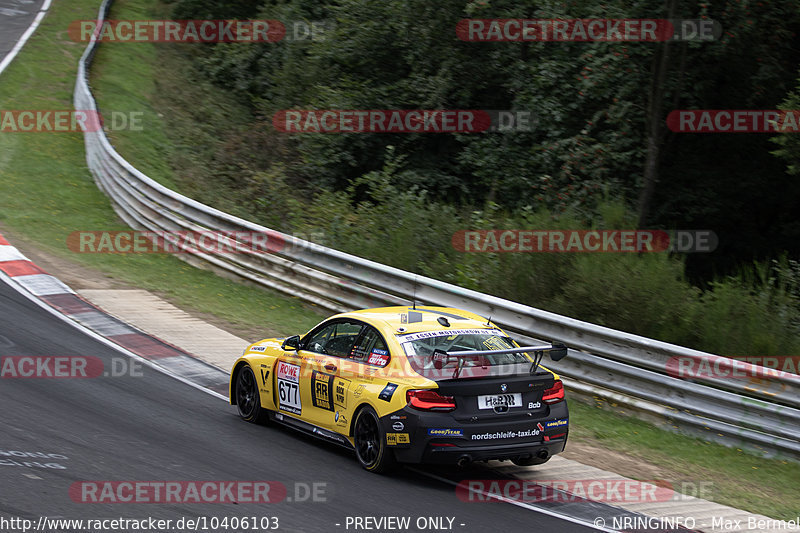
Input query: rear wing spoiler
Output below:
<box><xmin>431</xmin><ymin>342</ymin><xmax>568</xmax><ymax>378</ymax></box>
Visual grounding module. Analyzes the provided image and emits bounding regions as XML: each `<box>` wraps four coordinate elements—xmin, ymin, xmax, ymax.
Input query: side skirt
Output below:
<box><xmin>269</xmin><ymin>411</ymin><xmax>354</xmax><ymax>450</ymax></box>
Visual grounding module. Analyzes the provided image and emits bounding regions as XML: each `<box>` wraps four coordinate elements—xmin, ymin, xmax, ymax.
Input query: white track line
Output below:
<box><xmin>0</xmin><ymin>270</ymin><xmax>228</xmax><ymax>402</ymax></box>
<box><xmin>0</xmin><ymin>0</ymin><xmax>53</xmax><ymax>77</ymax></box>
<box><xmin>1</xmin><ymin>267</ymin><xmax>623</xmax><ymax>530</ymax></box>
<box><xmin>408</xmin><ymin>467</ymin><xmax>615</xmax><ymax>532</ymax></box>
<box><xmin>2</xmin><ymin>270</ymin><xmax>617</xmax><ymax>529</ymax></box>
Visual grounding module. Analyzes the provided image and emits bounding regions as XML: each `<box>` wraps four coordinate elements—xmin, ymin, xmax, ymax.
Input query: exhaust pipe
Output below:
<box><xmin>457</xmin><ymin>455</ymin><xmax>472</xmax><ymax>467</ymax></box>
<box><xmin>537</xmin><ymin>449</ymin><xmax>549</xmax><ymax>460</ymax></box>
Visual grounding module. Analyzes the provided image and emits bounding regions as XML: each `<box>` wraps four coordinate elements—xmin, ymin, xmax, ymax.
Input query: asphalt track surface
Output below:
<box><xmin>0</xmin><ymin>280</ymin><xmax>610</xmax><ymax>532</ymax></box>
<box><xmin>0</xmin><ymin>9</ymin><xmax>672</xmax><ymax>531</ymax></box>
<box><xmin>0</xmin><ymin>0</ymin><xmax>45</xmax><ymax>62</ymax></box>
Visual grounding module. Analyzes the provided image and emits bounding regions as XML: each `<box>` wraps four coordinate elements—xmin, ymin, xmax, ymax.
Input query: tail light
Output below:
<box><xmin>543</xmin><ymin>380</ymin><xmax>564</xmax><ymax>404</ymax></box>
<box><xmin>406</xmin><ymin>389</ymin><xmax>456</xmax><ymax>412</ymax></box>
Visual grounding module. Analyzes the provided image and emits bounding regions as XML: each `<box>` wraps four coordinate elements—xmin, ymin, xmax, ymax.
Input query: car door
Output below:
<box><xmin>296</xmin><ymin>319</ymin><xmax>365</xmax><ymax>430</ymax></box>
<box><xmin>327</xmin><ymin>325</ymin><xmax>394</xmax><ymax>434</ymax></box>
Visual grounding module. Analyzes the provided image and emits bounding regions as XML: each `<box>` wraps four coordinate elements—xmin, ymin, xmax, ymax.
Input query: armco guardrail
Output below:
<box><xmin>74</xmin><ymin>0</ymin><xmax>800</xmax><ymax>458</ymax></box>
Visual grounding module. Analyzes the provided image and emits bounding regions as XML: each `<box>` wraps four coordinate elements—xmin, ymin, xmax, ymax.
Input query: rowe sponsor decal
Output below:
<box><xmin>276</xmin><ymin>362</ymin><xmax>301</xmax><ymax>415</ymax></box>
<box><xmin>70</xmin><ymin>481</ymin><xmax>286</xmax><ymax>503</ymax></box>
<box><xmin>456</xmin><ymin>479</ymin><xmax>676</xmax><ymax>503</ymax></box>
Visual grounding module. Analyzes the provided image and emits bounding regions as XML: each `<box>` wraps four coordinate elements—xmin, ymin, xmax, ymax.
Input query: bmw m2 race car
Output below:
<box><xmin>229</xmin><ymin>306</ymin><xmax>569</xmax><ymax>473</ymax></box>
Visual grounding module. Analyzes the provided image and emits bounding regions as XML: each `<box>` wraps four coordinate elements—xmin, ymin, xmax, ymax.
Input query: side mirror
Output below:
<box><xmin>548</xmin><ymin>342</ymin><xmax>568</xmax><ymax>361</ymax></box>
<box><xmin>281</xmin><ymin>335</ymin><xmax>301</xmax><ymax>351</ymax></box>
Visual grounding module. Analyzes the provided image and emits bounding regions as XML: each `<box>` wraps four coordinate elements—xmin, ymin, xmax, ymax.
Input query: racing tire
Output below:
<box><xmin>353</xmin><ymin>406</ymin><xmax>396</xmax><ymax>473</ymax></box>
<box><xmin>235</xmin><ymin>365</ymin><xmax>269</xmax><ymax>424</ymax></box>
<box><xmin>512</xmin><ymin>455</ymin><xmax>551</xmax><ymax>467</ymax></box>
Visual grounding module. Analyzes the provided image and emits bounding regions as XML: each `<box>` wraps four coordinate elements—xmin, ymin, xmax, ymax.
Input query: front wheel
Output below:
<box><xmin>353</xmin><ymin>406</ymin><xmax>396</xmax><ymax>473</ymax></box>
<box><xmin>236</xmin><ymin>365</ymin><xmax>269</xmax><ymax>424</ymax></box>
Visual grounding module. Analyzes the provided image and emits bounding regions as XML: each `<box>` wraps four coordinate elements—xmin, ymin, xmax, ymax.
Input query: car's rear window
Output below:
<box><xmin>397</xmin><ymin>329</ymin><xmax>531</xmax><ymax>374</ymax></box>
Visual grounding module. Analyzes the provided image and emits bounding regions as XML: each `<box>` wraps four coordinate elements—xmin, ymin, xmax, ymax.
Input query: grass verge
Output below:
<box><xmin>0</xmin><ymin>0</ymin><xmax>325</xmax><ymax>340</ymax></box>
<box><xmin>567</xmin><ymin>401</ymin><xmax>800</xmax><ymax>519</ymax></box>
<box><xmin>0</xmin><ymin>0</ymin><xmax>797</xmax><ymax>519</ymax></box>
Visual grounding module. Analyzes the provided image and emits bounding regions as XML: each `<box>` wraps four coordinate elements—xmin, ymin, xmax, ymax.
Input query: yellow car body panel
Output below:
<box><xmin>229</xmin><ymin>306</ymin><xmax>561</xmax><ymax>450</ymax></box>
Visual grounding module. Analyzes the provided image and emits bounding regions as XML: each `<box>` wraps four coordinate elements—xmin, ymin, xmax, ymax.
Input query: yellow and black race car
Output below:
<box><xmin>229</xmin><ymin>306</ymin><xmax>569</xmax><ymax>473</ymax></box>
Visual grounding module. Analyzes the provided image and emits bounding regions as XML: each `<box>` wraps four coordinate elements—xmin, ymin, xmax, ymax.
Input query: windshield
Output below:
<box><xmin>398</xmin><ymin>329</ymin><xmax>533</xmax><ymax>376</ymax></box>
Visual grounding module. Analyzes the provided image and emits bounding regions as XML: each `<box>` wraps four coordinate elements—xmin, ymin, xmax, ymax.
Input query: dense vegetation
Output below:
<box><xmin>140</xmin><ymin>0</ymin><xmax>800</xmax><ymax>355</ymax></box>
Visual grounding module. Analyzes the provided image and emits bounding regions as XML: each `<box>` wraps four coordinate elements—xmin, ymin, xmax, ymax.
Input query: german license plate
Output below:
<box><xmin>478</xmin><ymin>393</ymin><xmax>522</xmax><ymax>409</ymax></box>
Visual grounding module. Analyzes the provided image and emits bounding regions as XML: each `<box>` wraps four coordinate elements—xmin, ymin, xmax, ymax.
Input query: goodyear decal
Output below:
<box><xmin>427</xmin><ymin>428</ymin><xmax>464</xmax><ymax>437</ymax></box>
<box><xmin>545</xmin><ymin>418</ymin><xmax>568</xmax><ymax>429</ymax></box>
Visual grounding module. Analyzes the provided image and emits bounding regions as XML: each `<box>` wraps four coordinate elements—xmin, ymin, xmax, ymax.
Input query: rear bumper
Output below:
<box><xmin>382</xmin><ymin>402</ymin><xmax>569</xmax><ymax>465</ymax></box>
<box><xmin>395</xmin><ymin>435</ymin><xmax>568</xmax><ymax>465</ymax></box>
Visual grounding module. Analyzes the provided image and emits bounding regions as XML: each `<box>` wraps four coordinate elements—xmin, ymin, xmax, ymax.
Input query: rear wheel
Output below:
<box><xmin>353</xmin><ymin>406</ymin><xmax>396</xmax><ymax>473</ymax></box>
<box><xmin>236</xmin><ymin>365</ymin><xmax>269</xmax><ymax>424</ymax></box>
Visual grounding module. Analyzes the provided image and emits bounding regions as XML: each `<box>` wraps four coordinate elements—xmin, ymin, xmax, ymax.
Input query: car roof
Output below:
<box><xmin>333</xmin><ymin>306</ymin><xmax>500</xmax><ymax>337</ymax></box>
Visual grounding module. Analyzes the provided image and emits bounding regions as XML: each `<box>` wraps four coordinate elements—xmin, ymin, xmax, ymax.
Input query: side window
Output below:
<box><xmin>304</xmin><ymin>321</ymin><xmax>363</xmax><ymax>358</ymax></box>
<box><xmin>351</xmin><ymin>327</ymin><xmax>390</xmax><ymax>367</ymax></box>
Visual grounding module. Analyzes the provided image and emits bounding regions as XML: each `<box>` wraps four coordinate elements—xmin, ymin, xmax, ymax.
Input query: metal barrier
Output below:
<box><xmin>74</xmin><ymin>0</ymin><xmax>800</xmax><ymax>459</ymax></box>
